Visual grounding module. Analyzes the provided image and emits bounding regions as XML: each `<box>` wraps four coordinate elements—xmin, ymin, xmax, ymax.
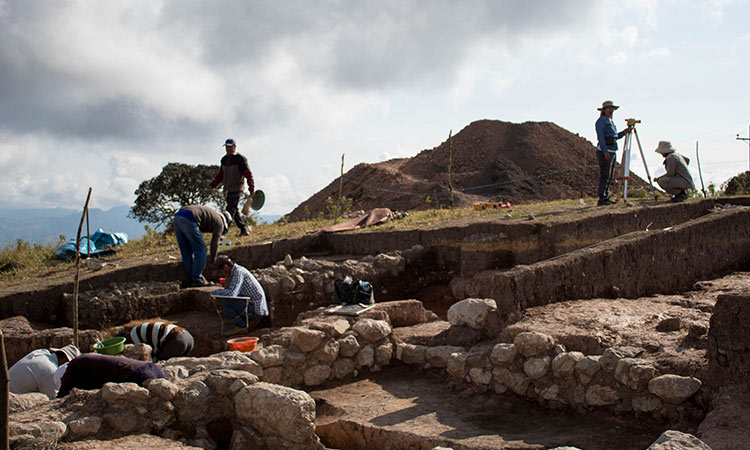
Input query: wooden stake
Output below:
<box><xmin>447</xmin><ymin>130</ymin><xmax>454</xmax><ymax>208</ymax></box>
<box><xmin>72</xmin><ymin>187</ymin><xmax>92</xmax><ymax>348</ymax></box>
<box><xmin>0</xmin><ymin>330</ymin><xmax>9</xmax><ymax>450</ymax></box>
<box><xmin>336</xmin><ymin>154</ymin><xmax>345</xmax><ymax>221</ymax></box>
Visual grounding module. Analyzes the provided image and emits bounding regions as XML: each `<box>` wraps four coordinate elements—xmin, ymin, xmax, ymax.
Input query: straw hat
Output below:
<box><xmin>654</xmin><ymin>141</ymin><xmax>676</xmax><ymax>155</ymax></box>
<box><xmin>597</xmin><ymin>100</ymin><xmax>620</xmax><ymax>111</ymax></box>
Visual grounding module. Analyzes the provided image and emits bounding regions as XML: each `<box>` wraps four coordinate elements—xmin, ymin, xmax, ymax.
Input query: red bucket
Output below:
<box><xmin>227</xmin><ymin>337</ymin><xmax>258</xmax><ymax>352</ymax></box>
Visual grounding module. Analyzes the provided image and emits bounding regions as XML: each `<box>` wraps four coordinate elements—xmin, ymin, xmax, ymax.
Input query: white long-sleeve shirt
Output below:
<box><xmin>9</xmin><ymin>349</ymin><xmax>61</xmax><ymax>400</ymax></box>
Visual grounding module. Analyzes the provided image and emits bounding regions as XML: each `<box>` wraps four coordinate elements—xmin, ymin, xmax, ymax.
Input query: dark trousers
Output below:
<box><xmin>597</xmin><ymin>151</ymin><xmax>616</xmax><ymax>200</ymax></box>
<box><xmin>154</xmin><ymin>331</ymin><xmax>194</xmax><ymax>362</ymax></box>
<box><xmin>226</xmin><ymin>191</ymin><xmax>248</xmax><ymax>233</ymax></box>
<box><xmin>124</xmin><ymin>363</ymin><xmax>166</xmax><ymax>386</ymax></box>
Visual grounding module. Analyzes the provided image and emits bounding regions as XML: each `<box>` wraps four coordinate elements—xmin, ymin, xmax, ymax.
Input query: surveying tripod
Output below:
<box><xmin>613</xmin><ymin>118</ymin><xmax>657</xmax><ymax>203</ymax></box>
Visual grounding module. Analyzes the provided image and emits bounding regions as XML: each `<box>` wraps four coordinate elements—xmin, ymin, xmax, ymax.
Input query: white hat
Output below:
<box><xmin>53</xmin><ymin>363</ymin><xmax>68</xmax><ymax>390</ymax></box>
<box><xmin>50</xmin><ymin>344</ymin><xmax>80</xmax><ymax>365</ymax></box>
<box><xmin>654</xmin><ymin>141</ymin><xmax>676</xmax><ymax>155</ymax></box>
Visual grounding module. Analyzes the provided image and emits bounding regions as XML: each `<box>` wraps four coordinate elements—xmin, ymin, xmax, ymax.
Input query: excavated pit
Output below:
<box><xmin>4</xmin><ymin>198</ymin><xmax>750</xmax><ymax>448</ymax></box>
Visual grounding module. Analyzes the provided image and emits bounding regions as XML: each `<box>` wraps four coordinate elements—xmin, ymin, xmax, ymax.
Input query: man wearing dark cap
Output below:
<box><xmin>9</xmin><ymin>344</ymin><xmax>81</xmax><ymax>399</ymax></box>
<box><xmin>208</xmin><ymin>138</ymin><xmax>255</xmax><ymax>236</ymax></box>
<box><xmin>595</xmin><ymin>100</ymin><xmax>633</xmax><ymax>206</ymax></box>
<box><xmin>173</xmin><ymin>205</ymin><xmax>231</xmax><ymax>287</ymax></box>
<box><xmin>211</xmin><ymin>255</ymin><xmax>269</xmax><ymax>334</ymax></box>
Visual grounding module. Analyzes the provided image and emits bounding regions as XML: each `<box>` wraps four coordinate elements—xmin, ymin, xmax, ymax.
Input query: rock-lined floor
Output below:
<box><xmin>312</xmin><ymin>366</ymin><xmax>664</xmax><ymax>450</ymax></box>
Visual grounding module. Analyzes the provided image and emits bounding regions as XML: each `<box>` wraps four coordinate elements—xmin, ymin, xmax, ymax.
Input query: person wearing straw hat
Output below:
<box><xmin>595</xmin><ymin>100</ymin><xmax>633</xmax><ymax>206</ymax></box>
<box><xmin>208</xmin><ymin>138</ymin><xmax>255</xmax><ymax>237</ymax></box>
<box><xmin>9</xmin><ymin>344</ymin><xmax>81</xmax><ymax>399</ymax></box>
<box><xmin>173</xmin><ymin>205</ymin><xmax>232</xmax><ymax>287</ymax></box>
<box><xmin>654</xmin><ymin>141</ymin><xmax>694</xmax><ymax>203</ymax></box>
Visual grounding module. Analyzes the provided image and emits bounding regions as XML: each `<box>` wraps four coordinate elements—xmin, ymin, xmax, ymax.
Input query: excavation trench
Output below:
<box><xmin>5</xmin><ymin>199</ymin><xmax>750</xmax><ymax>448</ymax></box>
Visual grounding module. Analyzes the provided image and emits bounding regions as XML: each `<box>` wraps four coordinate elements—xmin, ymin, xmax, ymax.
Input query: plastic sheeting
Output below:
<box><xmin>55</xmin><ymin>228</ymin><xmax>129</xmax><ymax>260</ymax></box>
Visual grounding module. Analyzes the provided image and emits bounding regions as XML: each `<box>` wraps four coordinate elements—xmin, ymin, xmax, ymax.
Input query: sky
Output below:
<box><xmin>0</xmin><ymin>0</ymin><xmax>748</xmax><ymax>215</ymax></box>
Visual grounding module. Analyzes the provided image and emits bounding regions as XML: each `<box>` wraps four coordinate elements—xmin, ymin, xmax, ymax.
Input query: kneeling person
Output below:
<box><xmin>211</xmin><ymin>255</ymin><xmax>269</xmax><ymax>333</ymax></box>
<box><xmin>56</xmin><ymin>353</ymin><xmax>165</xmax><ymax>398</ymax></box>
<box><xmin>653</xmin><ymin>141</ymin><xmax>695</xmax><ymax>203</ymax></box>
<box><xmin>116</xmin><ymin>320</ymin><xmax>194</xmax><ymax>362</ymax></box>
<box><xmin>9</xmin><ymin>344</ymin><xmax>80</xmax><ymax>400</ymax></box>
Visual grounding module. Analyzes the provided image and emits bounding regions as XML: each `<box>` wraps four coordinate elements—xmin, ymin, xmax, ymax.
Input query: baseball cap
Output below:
<box><xmin>224</xmin><ymin>138</ymin><xmax>236</xmax><ymax>147</ymax></box>
<box><xmin>50</xmin><ymin>344</ymin><xmax>81</xmax><ymax>365</ymax></box>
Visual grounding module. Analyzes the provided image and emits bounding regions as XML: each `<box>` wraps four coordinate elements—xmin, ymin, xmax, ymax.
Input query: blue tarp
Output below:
<box><xmin>55</xmin><ymin>229</ymin><xmax>129</xmax><ymax>260</ymax></box>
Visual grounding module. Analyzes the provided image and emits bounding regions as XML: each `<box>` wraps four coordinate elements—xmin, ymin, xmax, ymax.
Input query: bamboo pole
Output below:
<box><xmin>0</xmin><ymin>330</ymin><xmax>9</xmax><ymax>450</ymax></box>
<box><xmin>72</xmin><ymin>187</ymin><xmax>93</xmax><ymax>348</ymax></box>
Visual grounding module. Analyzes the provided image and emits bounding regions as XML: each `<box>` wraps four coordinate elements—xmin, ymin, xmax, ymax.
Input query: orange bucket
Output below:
<box><xmin>227</xmin><ymin>337</ymin><xmax>258</xmax><ymax>352</ymax></box>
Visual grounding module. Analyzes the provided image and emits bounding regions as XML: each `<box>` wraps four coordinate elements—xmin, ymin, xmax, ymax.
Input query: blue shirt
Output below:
<box><xmin>211</xmin><ymin>264</ymin><xmax>268</xmax><ymax>316</ymax></box>
<box><xmin>595</xmin><ymin>115</ymin><xmax>625</xmax><ymax>153</ymax></box>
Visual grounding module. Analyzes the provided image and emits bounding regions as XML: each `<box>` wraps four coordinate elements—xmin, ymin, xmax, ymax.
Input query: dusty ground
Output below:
<box><xmin>500</xmin><ymin>271</ymin><xmax>750</xmax><ymax>379</ymax></box>
<box><xmin>312</xmin><ymin>366</ymin><xmax>664</xmax><ymax>450</ymax></box>
<box><xmin>58</xmin><ymin>435</ymin><xmax>202</xmax><ymax>449</ymax></box>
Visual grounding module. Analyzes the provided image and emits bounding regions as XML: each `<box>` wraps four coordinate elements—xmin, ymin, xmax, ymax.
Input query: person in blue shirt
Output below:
<box><xmin>595</xmin><ymin>100</ymin><xmax>632</xmax><ymax>206</ymax></box>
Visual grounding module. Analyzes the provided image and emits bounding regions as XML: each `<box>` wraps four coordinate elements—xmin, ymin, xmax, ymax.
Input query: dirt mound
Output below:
<box><xmin>287</xmin><ymin>120</ymin><xmax>647</xmax><ymax>221</ymax></box>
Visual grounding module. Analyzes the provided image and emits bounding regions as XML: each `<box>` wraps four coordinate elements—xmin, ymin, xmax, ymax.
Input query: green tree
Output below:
<box><xmin>129</xmin><ymin>162</ymin><xmax>224</xmax><ymax>227</ymax></box>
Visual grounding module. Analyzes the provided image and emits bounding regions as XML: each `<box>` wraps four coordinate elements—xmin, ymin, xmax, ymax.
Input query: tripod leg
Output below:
<box><xmin>633</xmin><ymin>128</ymin><xmax>656</xmax><ymax>195</ymax></box>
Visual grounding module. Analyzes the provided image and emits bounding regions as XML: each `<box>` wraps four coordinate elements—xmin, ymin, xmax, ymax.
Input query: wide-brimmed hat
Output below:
<box><xmin>597</xmin><ymin>100</ymin><xmax>620</xmax><ymax>111</ymax></box>
<box><xmin>50</xmin><ymin>344</ymin><xmax>80</xmax><ymax>365</ymax></box>
<box><xmin>654</xmin><ymin>141</ymin><xmax>676</xmax><ymax>155</ymax></box>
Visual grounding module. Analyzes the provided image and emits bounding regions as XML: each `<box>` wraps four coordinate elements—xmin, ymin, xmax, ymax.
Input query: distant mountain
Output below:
<box><xmin>0</xmin><ymin>206</ymin><xmax>148</xmax><ymax>246</ymax></box>
<box><xmin>0</xmin><ymin>206</ymin><xmax>285</xmax><ymax>247</ymax></box>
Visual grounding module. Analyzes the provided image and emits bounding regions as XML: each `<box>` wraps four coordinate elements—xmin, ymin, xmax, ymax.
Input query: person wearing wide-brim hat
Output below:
<box><xmin>653</xmin><ymin>141</ymin><xmax>694</xmax><ymax>203</ymax></box>
<box><xmin>594</xmin><ymin>100</ymin><xmax>633</xmax><ymax>206</ymax></box>
<box><xmin>9</xmin><ymin>344</ymin><xmax>81</xmax><ymax>399</ymax></box>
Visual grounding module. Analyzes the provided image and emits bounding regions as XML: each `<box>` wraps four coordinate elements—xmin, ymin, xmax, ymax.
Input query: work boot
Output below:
<box><xmin>239</xmin><ymin>229</ymin><xmax>250</xmax><ymax>237</ymax></box>
<box><xmin>597</xmin><ymin>198</ymin><xmax>615</xmax><ymax>206</ymax></box>
<box><xmin>670</xmin><ymin>191</ymin><xmax>688</xmax><ymax>203</ymax></box>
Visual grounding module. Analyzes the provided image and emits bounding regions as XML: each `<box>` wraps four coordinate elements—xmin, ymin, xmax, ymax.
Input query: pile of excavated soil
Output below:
<box><xmin>287</xmin><ymin>120</ymin><xmax>648</xmax><ymax>221</ymax></box>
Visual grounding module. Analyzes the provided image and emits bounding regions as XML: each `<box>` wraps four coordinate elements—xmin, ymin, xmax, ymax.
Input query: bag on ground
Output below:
<box><xmin>333</xmin><ymin>276</ymin><xmax>374</xmax><ymax>305</ymax></box>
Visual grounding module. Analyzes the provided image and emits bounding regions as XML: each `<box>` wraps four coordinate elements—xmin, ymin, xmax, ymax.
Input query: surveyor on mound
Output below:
<box><xmin>173</xmin><ymin>205</ymin><xmax>231</xmax><ymax>287</ymax></box>
<box><xmin>211</xmin><ymin>255</ymin><xmax>269</xmax><ymax>334</ymax></box>
<box><xmin>116</xmin><ymin>320</ymin><xmax>194</xmax><ymax>362</ymax></box>
<box><xmin>653</xmin><ymin>141</ymin><xmax>694</xmax><ymax>203</ymax></box>
<box><xmin>55</xmin><ymin>353</ymin><xmax>165</xmax><ymax>398</ymax></box>
<box><xmin>9</xmin><ymin>344</ymin><xmax>80</xmax><ymax>400</ymax></box>
<box><xmin>207</xmin><ymin>138</ymin><xmax>255</xmax><ymax>237</ymax></box>
<box><xmin>595</xmin><ymin>100</ymin><xmax>633</xmax><ymax>206</ymax></box>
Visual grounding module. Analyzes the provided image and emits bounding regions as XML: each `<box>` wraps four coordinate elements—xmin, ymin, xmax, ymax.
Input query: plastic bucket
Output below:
<box><xmin>227</xmin><ymin>337</ymin><xmax>259</xmax><ymax>352</ymax></box>
<box><xmin>94</xmin><ymin>336</ymin><xmax>126</xmax><ymax>355</ymax></box>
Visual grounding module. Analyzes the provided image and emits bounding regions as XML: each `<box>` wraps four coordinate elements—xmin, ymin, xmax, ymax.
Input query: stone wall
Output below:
<box><xmin>395</xmin><ymin>299</ymin><xmax>706</xmax><ymax>424</ymax></box>
<box><xmin>10</xmin><ymin>352</ymin><xmax>324</xmax><ymax>449</ymax></box>
<box><xmin>451</xmin><ymin>207</ymin><xmax>750</xmax><ymax>317</ymax></box>
<box><xmin>707</xmin><ymin>294</ymin><xmax>750</xmax><ymax>388</ymax></box>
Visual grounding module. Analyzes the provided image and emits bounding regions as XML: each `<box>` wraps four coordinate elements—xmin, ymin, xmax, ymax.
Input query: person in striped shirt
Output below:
<box><xmin>211</xmin><ymin>255</ymin><xmax>269</xmax><ymax>333</ymax></box>
<box><xmin>116</xmin><ymin>321</ymin><xmax>194</xmax><ymax>362</ymax></box>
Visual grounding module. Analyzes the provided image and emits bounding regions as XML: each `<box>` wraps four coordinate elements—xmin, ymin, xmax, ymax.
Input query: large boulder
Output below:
<box><xmin>648</xmin><ymin>375</ymin><xmax>702</xmax><ymax>404</ymax></box>
<box><xmin>447</xmin><ymin>298</ymin><xmax>497</xmax><ymax>330</ymax></box>
<box><xmin>291</xmin><ymin>328</ymin><xmax>327</xmax><ymax>353</ymax></box>
<box><xmin>513</xmin><ymin>331</ymin><xmax>554</xmax><ymax>357</ymax></box>
<box><xmin>490</xmin><ymin>343</ymin><xmax>517</xmax><ymax>366</ymax></box>
<box><xmin>235</xmin><ymin>382</ymin><xmax>323</xmax><ymax>449</ymax></box>
<box><xmin>352</xmin><ymin>319</ymin><xmax>392</xmax><ymax>343</ymax></box>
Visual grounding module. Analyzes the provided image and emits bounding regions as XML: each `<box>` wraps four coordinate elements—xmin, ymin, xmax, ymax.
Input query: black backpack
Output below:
<box><xmin>333</xmin><ymin>276</ymin><xmax>374</xmax><ymax>305</ymax></box>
